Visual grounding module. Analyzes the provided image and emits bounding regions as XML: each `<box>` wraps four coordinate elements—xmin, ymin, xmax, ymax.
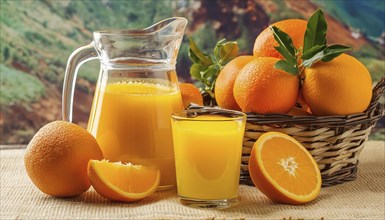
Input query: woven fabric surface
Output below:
<box><xmin>1</xmin><ymin>141</ymin><xmax>384</xmax><ymax>220</ymax></box>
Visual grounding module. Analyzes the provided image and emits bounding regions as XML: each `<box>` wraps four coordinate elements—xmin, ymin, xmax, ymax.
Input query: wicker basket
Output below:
<box><xmin>240</xmin><ymin>75</ymin><xmax>385</xmax><ymax>187</ymax></box>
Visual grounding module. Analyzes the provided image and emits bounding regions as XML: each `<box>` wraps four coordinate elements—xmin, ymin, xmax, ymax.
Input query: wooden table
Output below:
<box><xmin>1</xmin><ymin>142</ymin><xmax>384</xmax><ymax>219</ymax></box>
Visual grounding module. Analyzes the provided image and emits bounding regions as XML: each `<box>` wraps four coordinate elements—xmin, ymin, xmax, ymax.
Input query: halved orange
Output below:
<box><xmin>88</xmin><ymin>160</ymin><xmax>160</xmax><ymax>202</ymax></box>
<box><xmin>248</xmin><ymin>132</ymin><xmax>321</xmax><ymax>204</ymax></box>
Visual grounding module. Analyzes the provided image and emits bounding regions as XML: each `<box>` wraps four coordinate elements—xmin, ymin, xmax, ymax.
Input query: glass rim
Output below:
<box><xmin>93</xmin><ymin>17</ymin><xmax>187</xmax><ymax>37</ymax></box>
<box><xmin>93</xmin><ymin>29</ymin><xmax>185</xmax><ymax>37</ymax></box>
<box><xmin>171</xmin><ymin>108</ymin><xmax>247</xmax><ymax>121</ymax></box>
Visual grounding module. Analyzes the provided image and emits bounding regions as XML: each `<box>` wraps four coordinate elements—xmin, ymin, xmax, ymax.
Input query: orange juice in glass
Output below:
<box><xmin>171</xmin><ymin>108</ymin><xmax>246</xmax><ymax>208</ymax></box>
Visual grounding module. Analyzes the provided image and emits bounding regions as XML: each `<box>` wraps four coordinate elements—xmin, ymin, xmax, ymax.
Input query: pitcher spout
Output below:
<box><xmin>92</xmin><ymin>17</ymin><xmax>188</xmax><ymax>65</ymax></box>
<box><xmin>143</xmin><ymin>17</ymin><xmax>188</xmax><ymax>37</ymax></box>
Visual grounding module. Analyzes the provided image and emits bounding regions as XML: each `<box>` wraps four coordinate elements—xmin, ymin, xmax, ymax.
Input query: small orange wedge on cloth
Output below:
<box><xmin>88</xmin><ymin>160</ymin><xmax>160</xmax><ymax>202</ymax></box>
<box><xmin>248</xmin><ymin>132</ymin><xmax>321</xmax><ymax>204</ymax></box>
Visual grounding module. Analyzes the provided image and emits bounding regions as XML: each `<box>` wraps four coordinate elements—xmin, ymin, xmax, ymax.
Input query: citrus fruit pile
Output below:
<box><xmin>24</xmin><ymin>121</ymin><xmax>159</xmax><ymax>202</ymax></box>
<box><xmin>190</xmin><ymin>10</ymin><xmax>372</xmax><ymax>116</ymax></box>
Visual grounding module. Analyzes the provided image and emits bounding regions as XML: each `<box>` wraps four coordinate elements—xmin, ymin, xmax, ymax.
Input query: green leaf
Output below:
<box><xmin>187</xmin><ymin>38</ymin><xmax>238</xmax><ymax>98</ymax></box>
<box><xmin>203</xmin><ymin>65</ymin><xmax>220</xmax><ymax>85</ymax></box>
<box><xmin>190</xmin><ymin>63</ymin><xmax>205</xmax><ymax>80</ymax></box>
<box><xmin>321</xmin><ymin>45</ymin><xmax>352</xmax><ymax>62</ymax></box>
<box><xmin>302</xmin><ymin>44</ymin><xmax>352</xmax><ymax>67</ymax></box>
<box><xmin>203</xmin><ymin>65</ymin><xmax>218</xmax><ymax>79</ymax></box>
<box><xmin>301</xmin><ymin>45</ymin><xmax>326</xmax><ymax>59</ymax></box>
<box><xmin>213</xmin><ymin>39</ymin><xmax>238</xmax><ymax>65</ymax></box>
<box><xmin>301</xmin><ymin>9</ymin><xmax>351</xmax><ymax>67</ymax></box>
<box><xmin>214</xmin><ymin>38</ymin><xmax>227</xmax><ymax>60</ymax></box>
<box><xmin>270</xmin><ymin>26</ymin><xmax>297</xmax><ymax>64</ymax></box>
<box><xmin>188</xmin><ymin>47</ymin><xmax>201</xmax><ymax>64</ymax></box>
<box><xmin>219</xmin><ymin>42</ymin><xmax>239</xmax><ymax>64</ymax></box>
<box><xmin>188</xmin><ymin>38</ymin><xmax>213</xmax><ymax>66</ymax></box>
<box><xmin>302</xmin><ymin>50</ymin><xmax>325</xmax><ymax>67</ymax></box>
<box><xmin>270</xmin><ymin>25</ymin><xmax>300</xmax><ymax>75</ymax></box>
<box><xmin>275</xmin><ymin>60</ymin><xmax>298</xmax><ymax>75</ymax></box>
<box><xmin>303</xmin><ymin>9</ymin><xmax>328</xmax><ymax>53</ymax></box>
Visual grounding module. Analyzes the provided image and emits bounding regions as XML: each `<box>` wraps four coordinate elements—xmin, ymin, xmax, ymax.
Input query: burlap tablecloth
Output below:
<box><xmin>1</xmin><ymin>141</ymin><xmax>384</xmax><ymax>219</ymax></box>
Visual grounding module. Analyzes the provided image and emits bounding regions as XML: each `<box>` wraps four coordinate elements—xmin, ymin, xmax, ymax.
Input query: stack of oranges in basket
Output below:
<box><xmin>186</xmin><ymin>15</ymin><xmax>373</xmax><ymax>118</ymax></box>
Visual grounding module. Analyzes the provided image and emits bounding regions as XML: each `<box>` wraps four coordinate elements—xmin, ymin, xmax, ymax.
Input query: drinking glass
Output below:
<box><xmin>170</xmin><ymin>108</ymin><xmax>246</xmax><ymax>208</ymax></box>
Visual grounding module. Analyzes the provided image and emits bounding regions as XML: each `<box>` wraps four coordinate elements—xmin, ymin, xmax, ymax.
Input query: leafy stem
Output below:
<box><xmin>270</xmin><ymin>25</ymin><xmax>299</xmax><ymax>75</ymax></box>
<box><xmin>188</xmin><ymin>38</ymin><xmax>239</xmax><ymax>98</ymax></box>
<box><xmin>272</xmin><ymin>9</ymin><xmax>352</xmax><ymax>74</ymax></box>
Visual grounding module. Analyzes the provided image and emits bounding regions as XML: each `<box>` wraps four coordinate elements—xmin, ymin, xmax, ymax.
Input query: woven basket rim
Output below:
<box><xmin>245</xmin><ymin>74</ymin><xmax>385</xmax><ymax>128</ymax></box>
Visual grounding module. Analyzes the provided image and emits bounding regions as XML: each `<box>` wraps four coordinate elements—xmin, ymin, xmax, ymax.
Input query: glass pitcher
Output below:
<box><xmin>62</xmin><ymin>17</ymin><xmax>188</xmax><ymax>189</ymax></box>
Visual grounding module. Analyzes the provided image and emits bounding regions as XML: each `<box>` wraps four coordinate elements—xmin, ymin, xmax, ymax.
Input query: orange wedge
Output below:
<box><xmin>248</xmin><ymin>132</ymin><xmax>321</xmax><ymax>204</ymax></box>
<box><xmin>88</xmin><ymin>160</ymin><xmax>160</xmax><ymax>202</ymax></box>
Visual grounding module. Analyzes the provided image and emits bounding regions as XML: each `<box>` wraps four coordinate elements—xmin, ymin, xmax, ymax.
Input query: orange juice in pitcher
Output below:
<box><xmin>62</xmin><ymin>18</ymin><xmax>188</xmax><ymax>189</ymax></box>
<box><xmin>88</xmin><ymin>76</ymin><xmax>183</xmax><ymax>187</ymax></box>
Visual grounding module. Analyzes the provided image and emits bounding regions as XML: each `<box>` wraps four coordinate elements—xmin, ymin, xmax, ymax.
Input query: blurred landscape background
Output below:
<box><xmin>1</xmin><ymin>0</ymin><xmax>384</xmax><ymax>144</ymax></box>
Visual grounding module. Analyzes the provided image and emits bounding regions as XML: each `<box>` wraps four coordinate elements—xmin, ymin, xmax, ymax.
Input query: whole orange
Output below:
<box><xmin>302</xmin><ymin>54</ymin><xmax>372</xmax><ymax>116</ymax></box>
<box><xmin>253</xmin><ymin>19</ymin><xmax>307</xmax><ymax>59</ymax></box>
<box><xmin>233</xmin><ymin>57</ymin><xmax>299</xmax><ymax>114</ymax></box>
<box><xmin>179</xmin><ymin>83</ymin><xmax>203</xmax><ymax>108</ymax></box>
<box><xmin>215</xmin><ymin>56</ymin><xmax>255</xmax><ymax>110</ymax></box>
<box><xmin>24</xmin><ymin>121</ymin><xmax>103</xmax><ymax>197</ymax></box>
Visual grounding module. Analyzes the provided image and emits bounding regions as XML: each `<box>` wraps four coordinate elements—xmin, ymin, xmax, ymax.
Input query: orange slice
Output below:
<box><xmin>248</xmin><ymin>132</ymin><xmax>321</xmax><ymax>204</ymax></box>
<box><xmin>88</xmin><ymin>160</ymin><xmax>160</xmax><ymax>202</ymax></box>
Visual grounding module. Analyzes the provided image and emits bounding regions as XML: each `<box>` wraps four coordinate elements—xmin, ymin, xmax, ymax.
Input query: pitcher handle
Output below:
<box><xmin>62</xmin><ymin>43</ymin><xmax>98</xmax><ymax>122</ymax></box>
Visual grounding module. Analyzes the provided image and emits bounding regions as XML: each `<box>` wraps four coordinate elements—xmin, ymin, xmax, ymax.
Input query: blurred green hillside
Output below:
<box><xmin>0</xmin><ymin>0</ymin><xmax>384</xmax><ymax>144</ymax></box>
<box><xmin>314</xmin><ymin>0</ymin><xmax>385</xmax><ymax>38</ymax></box>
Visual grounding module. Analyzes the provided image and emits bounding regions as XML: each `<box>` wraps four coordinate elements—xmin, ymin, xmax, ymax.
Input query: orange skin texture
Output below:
<box><xmin>253</xmin><ymin>19</ymin><xmax>307</xmax><ymax>59</ymax></box>
<box><xmin>179</xmin><ymin>83</ymin><xmax>203</xmax><ymax>108</ymax></box>
<box><xmin>24</xmin><ymin>121</ymin><xmax>103</xmax><ymax>197</ymax></box>
<box><xmin>88</xmin><ymin>160</ymin><xmax>160</xmax><ymax>202</ymax></box>
<box><xmin>303</xmin><ymin>54</ymin><xmax>372</xmax><ymax>116</ymax></box>
<box><xmin>233</xmin><ymin>57</ymin><xmax>299</xmax><ymax>114</ymax></box>
<box><xmin>215</xmin><ymin>56</ymin><xmax>256</xmax><ymax>110</ymax></box>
